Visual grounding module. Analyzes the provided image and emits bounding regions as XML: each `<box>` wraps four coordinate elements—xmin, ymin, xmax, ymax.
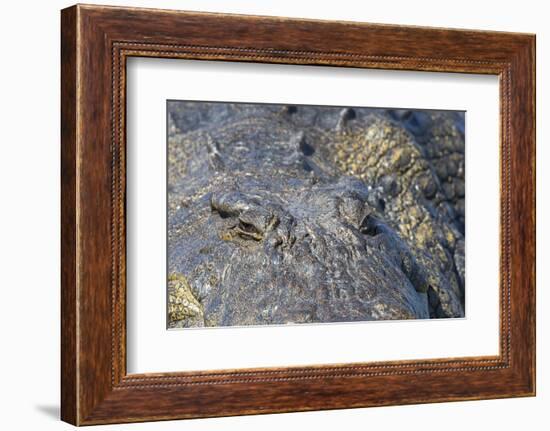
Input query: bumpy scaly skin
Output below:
<box><xmin>167</xmin><ymin>102</ymin><xmax>465</xmax><ymax>328</ymax></box>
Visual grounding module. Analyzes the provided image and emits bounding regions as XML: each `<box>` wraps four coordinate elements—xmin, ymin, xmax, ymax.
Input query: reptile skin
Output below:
<box><xmin>167</xmin><ymin>102</ymin><xmax>465</xmax><ymax>328</ymax></box>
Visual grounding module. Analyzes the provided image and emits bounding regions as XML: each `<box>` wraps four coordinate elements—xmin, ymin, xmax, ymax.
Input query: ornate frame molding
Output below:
<box><xmin>61</xmin><ymin>5</ymin><xmax>535</xmax><ymax>425</ymax></box>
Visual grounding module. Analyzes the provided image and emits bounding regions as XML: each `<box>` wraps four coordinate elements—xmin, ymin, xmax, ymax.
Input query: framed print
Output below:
<box><xmin>61</xmin><ymin>4</ymin><xmax>536</xmax><ymax>425</ymax></box>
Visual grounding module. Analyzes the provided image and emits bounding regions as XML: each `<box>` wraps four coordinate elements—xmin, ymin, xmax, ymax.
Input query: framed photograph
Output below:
<box><xmin>61</xmin><ymin>4</ymin><xmax>535</xmax><ymax>425</ymax></box>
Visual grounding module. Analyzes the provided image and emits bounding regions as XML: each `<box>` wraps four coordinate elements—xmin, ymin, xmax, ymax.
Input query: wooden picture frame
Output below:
<box><xmin>61</xmin><ymin>4</ymin><xmax>535</xmax><ymax>425</ymax></box>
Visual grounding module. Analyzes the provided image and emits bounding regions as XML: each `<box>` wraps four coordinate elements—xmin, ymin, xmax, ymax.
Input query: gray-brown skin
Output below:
<box><xmin>167</xmin><ymin>102</ymin><xmax>465</xmax><ymax>328</ymax></box>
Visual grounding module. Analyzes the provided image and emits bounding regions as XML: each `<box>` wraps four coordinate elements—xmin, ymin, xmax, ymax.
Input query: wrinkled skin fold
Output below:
<box><xmin>167</xmin><ymin>102</ymin><xmax>465</xmax><ymax>328</ymax></box>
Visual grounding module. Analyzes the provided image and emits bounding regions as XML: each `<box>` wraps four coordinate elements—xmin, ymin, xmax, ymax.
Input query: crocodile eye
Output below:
<box><xmin>211</xmin><ymin>191</ymin><xmax>281</xmax><ymax>242</ymax></box>
<box><xmin>238</xmin><ymin>220</ymin><xmax>257</xmax><ymax>233</ymax></box>
<box><xmin>359</xmin><ymin>213</ymin><xmax>381</xmax><ymax>237</ymax></box>
<box><xmin>236</xmin><ymin>219</ymin><xmax>263</xmax><ymax>241</ymax></box>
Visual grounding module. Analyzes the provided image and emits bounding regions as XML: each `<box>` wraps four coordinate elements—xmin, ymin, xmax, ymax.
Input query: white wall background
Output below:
<box><xmin>0</xmin><ymin>0</ymin><xmax>546</xmax><ymax>429</ymax></box>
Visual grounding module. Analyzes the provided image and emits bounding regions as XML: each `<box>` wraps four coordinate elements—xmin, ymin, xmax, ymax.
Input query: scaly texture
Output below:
<box><xmin>167</xmin><ymin>102</ymin><xmax>465</xmax><ymax>328</ymax></box>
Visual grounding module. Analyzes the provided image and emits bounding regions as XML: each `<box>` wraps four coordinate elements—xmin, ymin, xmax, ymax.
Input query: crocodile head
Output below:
<box><xmin>167</xmin><ymin>103</ymin><xmax>465</xmax><ymax>328</ymax></box>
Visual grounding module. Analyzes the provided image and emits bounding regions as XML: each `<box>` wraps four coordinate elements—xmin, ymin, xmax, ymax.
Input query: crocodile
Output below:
<box><xmin>167</xmin><ymin>101</ymin><xmax>465</xmax><ymax>328</ymax></box>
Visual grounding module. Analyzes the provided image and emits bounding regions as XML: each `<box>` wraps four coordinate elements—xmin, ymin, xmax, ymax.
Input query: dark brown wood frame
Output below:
<box><xmin>61</xmin><ymin>4</ymin><xmax>536</xmax><ymax>426</ymax></box>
